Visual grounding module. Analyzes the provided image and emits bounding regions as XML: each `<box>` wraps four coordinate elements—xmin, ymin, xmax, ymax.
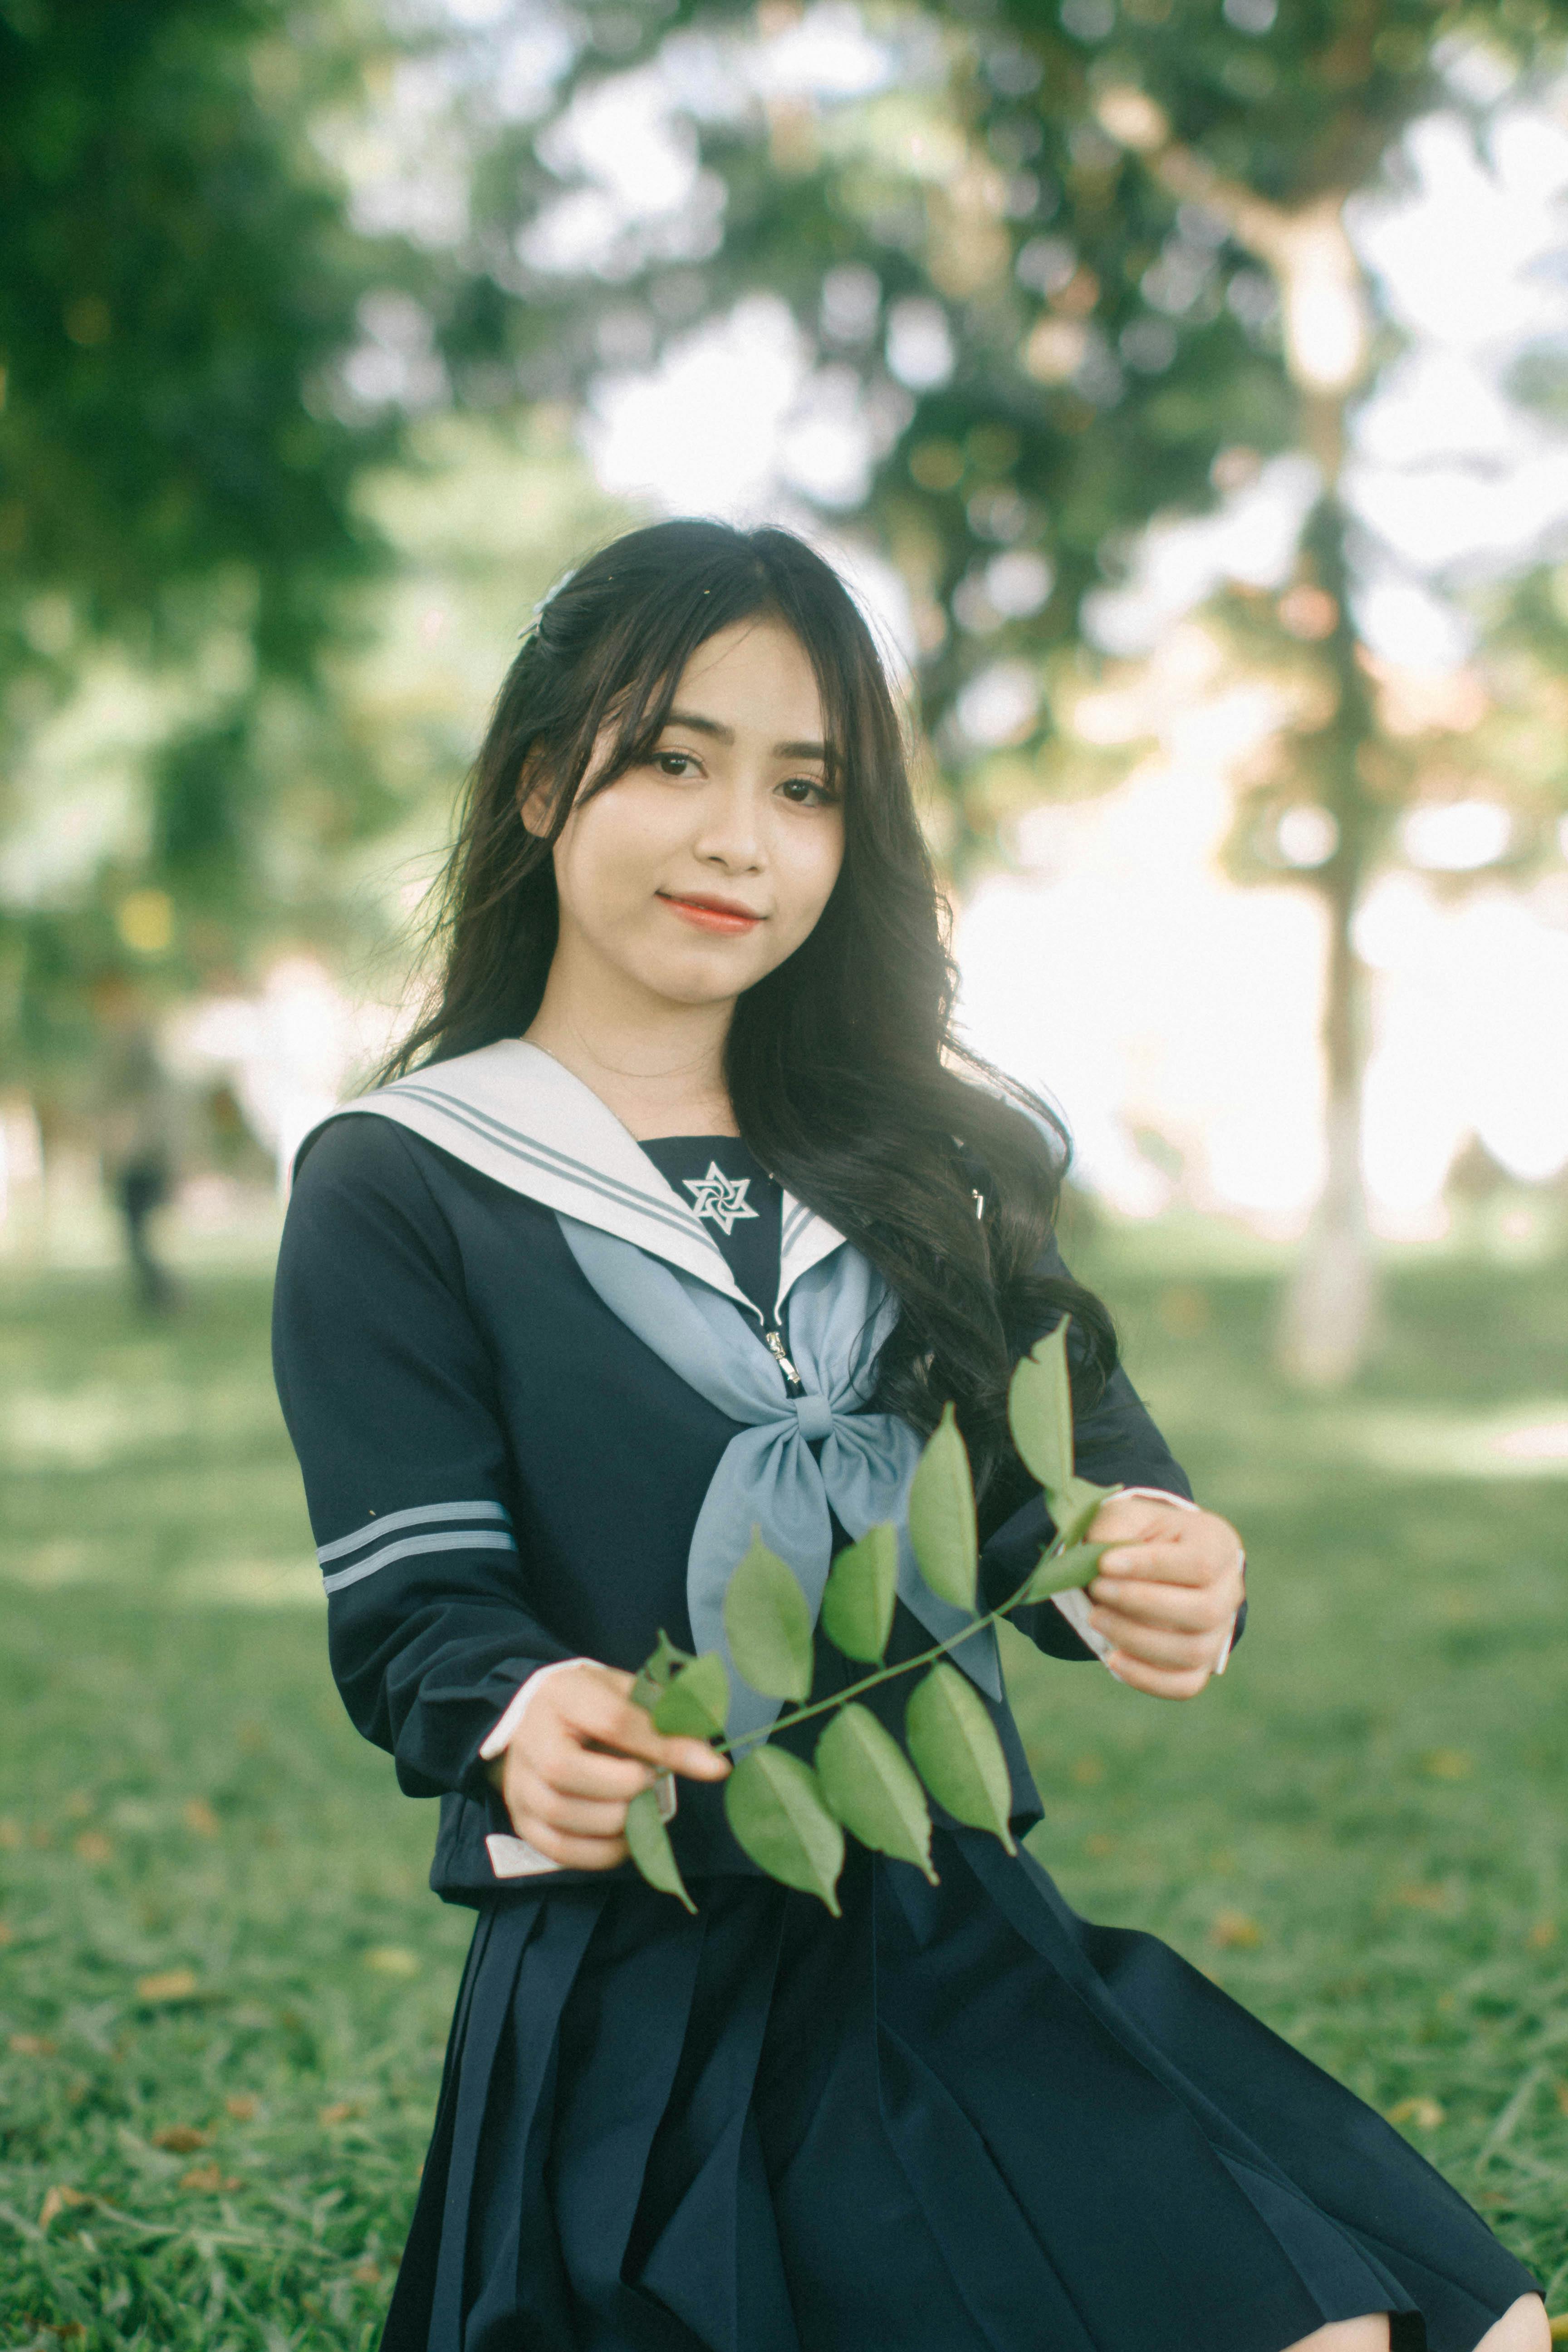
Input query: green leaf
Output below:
<box><xmin>629</xmin><ymin>1628</ymin><xmax>696</xmax><ymax>1714</ymax></box>
<box><xmin>819</xmin><ymin>1523</ymin><xmax>897</xmax><ymax>1663</ymax></box>
<box><xmin>723</xmin><ymin>1528</ymin><xmax>814</xmax><ymax>1701</ymax></box>
<box><xmin>723</xmin><ymin>1747</ymin><xmax>843</xmax><ymax>1912</ymax></box>
<box><xmin>904</xmin><ymin>1664</ymin><xmax>1017</xmax><ymax>1855</ymax></box>
<box><xmin>1019</xmin><ymin>1541</ymin><xmax>1107</xmax><ymax>1602</ymax></box>
<box><xmin>906</xmin><ymin>1404</ymin><xmax>978</xmax><ymax>1611</ymax></box>
<box><xmin>651</xmin><ymin>1651</ymin><xmax>730</xmax><ymax>1740</ymax></box>
<box><xmin>1008</xmin><ymin>1319</ymin><xmax>1075</xmax><ymax>1496</ymax></box>
<box><xmin>814</xmin><ymin>1705</ymin><xmax>936</xmax><ymax>1882</ymax></box>
<box><xmin>624</xmin><ymin>1786</ymin><xmax>697</xmax><ymax>1914</ymax></box>
<box><xmin>1049</xmin><ymin>1475</ymin><xmax>1120</xmax><ymax>1553</ymax></box>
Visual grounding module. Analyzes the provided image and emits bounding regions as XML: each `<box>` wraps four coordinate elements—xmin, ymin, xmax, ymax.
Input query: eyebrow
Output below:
<box><xmin>661</xmin><ymin>707</ymin><xmax>830</xmax><ymax>762</ymax></box>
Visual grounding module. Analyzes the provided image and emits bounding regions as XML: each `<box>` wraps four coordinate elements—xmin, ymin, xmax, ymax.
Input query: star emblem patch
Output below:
<box><xmin>683</xmin><ymin>1162</ymin><xmax>760</xmax><ymax>1236</ymax></box>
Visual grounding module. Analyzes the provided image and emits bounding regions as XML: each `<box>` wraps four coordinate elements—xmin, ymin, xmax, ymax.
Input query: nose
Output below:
<box><xmin>692</xmin><ymin>777</ymin><xmax>765</xmax><ymax>873</ymax></box>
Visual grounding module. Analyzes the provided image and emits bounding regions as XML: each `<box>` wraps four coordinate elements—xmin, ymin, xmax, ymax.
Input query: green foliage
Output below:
<box><xmin>724</xmin><ymin>1525</ymin><xmax>815</xmax><ymax>1701</ymax></box>
<box><xmin>0</xmin><ymin>0</ymin><xmax>398</xmax><ymax>685</ymax></box>
<box><xmin>623</xmin><ymin>1786</ymin><xmax>696</xmax><ymax>1916</ymax></box>
<box><xmin>1024</xmin><ymin>1540</ymin><xmax>1108</xmax><ymax>1599</ymax></box>
<box><xmin>814</xmin><ymin>1703</ymin><xmax>936</xmax><ymax>1883</ymax></box>
<box><xmin>649</xmin><ymin>1651</ymin><xmax>730</xmax><ymax>1741</ymax></box>
<box><xmin>905</xmin><ymin>1663</ymin><xmax>1019</xmax><ymax>1855</ymax></box>
<box><xmin>629</xmin><ymin>1627</ymin><xmax>697</xmax><ymax>1714</ymax></box>
<box><xmin>722</xmin><ymin>1746</ymin><xmax>844</xmax><ymax>1914</ymax></box>
<box><xmin>906</xmin><ymin>1400</ymin><xmax>979</xmax><ymax>1609</ymax></box>
<box><xmin>628</xmin><ymin>1318</ymin><xmax>1122</xmax><ymax>1905</ymax></box>
<box><xmin>818</xmin><ymin>1520</ymin><xmax>897</xmax><ymax>1662</ymax></box>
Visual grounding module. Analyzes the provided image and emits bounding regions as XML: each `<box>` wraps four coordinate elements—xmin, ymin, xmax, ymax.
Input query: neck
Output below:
<box><xmin>524</xmin><ymin>956</ymin><xmax>739</xmax><ymax>1141</ymax></box>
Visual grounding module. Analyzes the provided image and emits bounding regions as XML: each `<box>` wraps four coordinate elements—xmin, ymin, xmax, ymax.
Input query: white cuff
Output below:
<box><xmin>478</xmin><ymin>1657</ymin><xmax>592</xmax><ymax>1762</ymax></box>
<box><xmin>1048</xmin><ymin>1486</ymin><xmax>1243</xmax><ymax>1679</ymax></box>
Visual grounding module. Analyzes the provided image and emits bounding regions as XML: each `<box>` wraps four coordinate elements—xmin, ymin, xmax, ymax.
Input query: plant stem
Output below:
<box><xmin>710</xmin><ymin>1568</ymin><xmax>1052</xmax><ymax>1755</ymax></box>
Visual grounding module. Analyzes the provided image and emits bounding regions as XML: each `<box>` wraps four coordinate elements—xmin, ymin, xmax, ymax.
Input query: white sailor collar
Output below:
<box><xmin>327</xmin><ymin>1038</ymin><xmax>848</xmax><ymax>1325</ymax></box>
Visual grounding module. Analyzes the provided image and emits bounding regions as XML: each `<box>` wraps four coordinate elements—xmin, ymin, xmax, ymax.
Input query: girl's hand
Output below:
<box><xmin>483</xmin><ymin>1660</ymin><xmax>730</xmax><ymax>1870</ymax></box>
<box><xmin>1083</xmin><ymin>1495</ymin><xmax>1245</xmax><ymax>1699</ymax></box>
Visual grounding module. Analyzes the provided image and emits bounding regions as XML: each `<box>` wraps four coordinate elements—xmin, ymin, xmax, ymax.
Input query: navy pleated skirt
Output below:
<box><xmin>381</xmin><ymin>1831</ymin><xmax>1538</xmax><ymax>2352</ymax></box>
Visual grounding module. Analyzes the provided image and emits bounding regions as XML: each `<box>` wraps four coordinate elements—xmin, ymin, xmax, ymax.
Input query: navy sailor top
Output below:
<box><xmin>271</xmin><ymin>1112</ymin><xmax>1240</xmax><ymax>1906</ymax></box>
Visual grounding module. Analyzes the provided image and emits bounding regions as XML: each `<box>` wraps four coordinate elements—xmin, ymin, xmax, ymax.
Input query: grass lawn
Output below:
<box><xmin>1</xmin><ymin>1214</ymin><xmax>1564</xmax><ymax>2347</ymax></box>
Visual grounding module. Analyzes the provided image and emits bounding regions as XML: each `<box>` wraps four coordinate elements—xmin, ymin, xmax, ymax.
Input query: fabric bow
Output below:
<box><xmin>556</xmin><ymin>1214</ymin><xmax>1002</xmax><ymax>1742</ymax></box>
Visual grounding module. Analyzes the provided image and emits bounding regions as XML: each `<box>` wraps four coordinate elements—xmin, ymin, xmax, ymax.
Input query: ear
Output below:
<box><xmin>515</xmin><ymin>757</ymin><xmax>555</xmax><ymax>839</ymax></box>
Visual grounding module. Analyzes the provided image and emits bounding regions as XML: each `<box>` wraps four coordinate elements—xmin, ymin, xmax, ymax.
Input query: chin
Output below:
<box><xmin>655</xmin><ymin>945</ymin><xmax>784</xmax><ymax>1004</ymax></box>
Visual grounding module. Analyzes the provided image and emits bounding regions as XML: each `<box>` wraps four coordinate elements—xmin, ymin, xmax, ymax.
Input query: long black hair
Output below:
<box><xmin>382</xmin><ymin>517</ymin><xmax>1117</xmax><ymax>1500</ymax></box>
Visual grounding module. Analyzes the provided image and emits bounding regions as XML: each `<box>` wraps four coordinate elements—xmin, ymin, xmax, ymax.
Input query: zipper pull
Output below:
<box><xmin>763</xmin><ymin>1327</ymin><xmax>804</xmax><ymax>1391</ymax></box>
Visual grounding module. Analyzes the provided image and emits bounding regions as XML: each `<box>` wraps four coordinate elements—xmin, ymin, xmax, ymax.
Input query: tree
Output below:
<box><xmin>0</xmin><ymin>0</ymin><xmax>406</xmax><ymax>1073</ymax></box>
<box><xmin>476</xmin><ymin>0</ymin><xmax>1568</xmax><ymax>1381</ymax></box>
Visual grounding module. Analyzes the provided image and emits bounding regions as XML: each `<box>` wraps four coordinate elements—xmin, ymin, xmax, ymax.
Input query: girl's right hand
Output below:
<box><xmin>483</xmin><ymin>1659</ymin><xmax>730</xmax><ymax>1871</ymax></box>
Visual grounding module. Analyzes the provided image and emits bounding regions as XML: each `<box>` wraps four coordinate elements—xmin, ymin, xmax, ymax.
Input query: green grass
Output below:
<box><xmin>1</xmin><ymin>1226</ymin><xmax>1565</xmax><ymax>2345</ymax></box>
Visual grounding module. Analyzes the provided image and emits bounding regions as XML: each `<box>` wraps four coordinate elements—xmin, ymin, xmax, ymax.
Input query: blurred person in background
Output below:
<box><xmin>90</xmin><ymin>973</ymin><xmax>182</xmax><ymax>1315</ymax></box>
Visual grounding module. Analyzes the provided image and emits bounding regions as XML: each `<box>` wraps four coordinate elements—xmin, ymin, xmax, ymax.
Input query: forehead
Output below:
<box><xmin>666</xmin><ymin>616</ymin><xmax>825</xmax><ymax>739</ymax></box>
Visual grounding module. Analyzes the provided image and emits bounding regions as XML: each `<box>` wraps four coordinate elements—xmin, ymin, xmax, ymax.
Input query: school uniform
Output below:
<box><xmin>272</xmin><ymin>1040</ymin><xmax>1538</xmax><ymax>2352</ymax></box>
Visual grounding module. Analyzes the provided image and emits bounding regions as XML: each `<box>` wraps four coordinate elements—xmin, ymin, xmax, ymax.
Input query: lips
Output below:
<box><xmin>658</xmin><ymin>892</ymin><xmax>765</xmax><ymax>935</ymax></box>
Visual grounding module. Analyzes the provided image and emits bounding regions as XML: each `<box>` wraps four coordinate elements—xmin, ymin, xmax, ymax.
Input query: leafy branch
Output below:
<box><xmin>624</xmin><ymin>1319</ymin><xmax>1121</xmax><ymax>1916</ymax></box>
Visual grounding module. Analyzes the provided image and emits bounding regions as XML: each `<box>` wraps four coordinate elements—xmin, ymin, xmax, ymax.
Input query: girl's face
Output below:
<box><xmin>529</xmin><ymin>614</ymin><xmax>846</xmax><ymax>1014</ymax></box>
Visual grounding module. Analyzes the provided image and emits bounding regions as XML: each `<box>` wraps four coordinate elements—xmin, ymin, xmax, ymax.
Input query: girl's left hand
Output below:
<box><xmin>1083</xmin><ymin>1494</ymin><xmax>1245</xmax><ymax>1699</ymax></box>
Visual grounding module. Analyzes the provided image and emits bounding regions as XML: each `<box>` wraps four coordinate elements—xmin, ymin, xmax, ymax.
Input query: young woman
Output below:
<box><xmin>272</xmin><ymin>519</ymin><xmax>1545</xmax><ymax>2352</ymax></box>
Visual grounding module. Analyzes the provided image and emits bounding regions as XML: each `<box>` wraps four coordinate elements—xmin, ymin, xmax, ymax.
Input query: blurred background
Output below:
<box><xmin>2</xmin><ymin>1</ymin><xmax>1565</xmax><ymax>2342</ymax></box>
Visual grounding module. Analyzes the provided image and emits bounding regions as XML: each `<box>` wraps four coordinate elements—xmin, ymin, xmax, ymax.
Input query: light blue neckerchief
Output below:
<box><xmin>556</xmin><ymin>1213</ymin><xmax>1003</xmax><ymax>1743</ymax></box>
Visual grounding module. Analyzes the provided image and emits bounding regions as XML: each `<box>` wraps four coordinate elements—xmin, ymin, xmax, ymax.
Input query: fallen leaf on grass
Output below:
<box><xmin>152</xmin><ymin>2125</ymin><xmax>211</xmax><ymax>2153</ymax></box>
<box><xmin>182</xmin><ymin>1798</ymin><xmax>220</xmax><ymax>1838</ymax></box>
<box><xmin>1419</xmin><ymin>1749</ymin><xmax>1472</xmax><ymax>1780</ymax></box>
<box><xmin>1210</xmin><ymin>1910</ymin><xmax>1264</xmax><ymax>1950</ymax></box>
<box><xmin>1527</xmin><ymin>1919</ymin><xmax>1557</xmax><ymax>1950</ymax></box>
<box><xmin>352</xmin><ymin>2263</ymin><xmax>382</xmax><ymax>2285</ymax></box>
<box><xmin>0</xmin><ymin>1819</ymin><xmax>20</xmax><ymax>1849</ymax></box>
<box><xmin>134</xmin><ymin>1969</ymin><xmax>199</xmax><ymax>2003</ymax></box>
<box><xmin>1546</xmin><ymin>2313</ymin><xmax>1568</xmax><ymax>2344</ymax></box>
<box><xmin>363</xmin><ymin>1946</ymin><xmax>419</xmax><ymax>1977</ymax></box>
<box><xmin>73</xmin><ymin>1831</ymin><xmax>113</xmax><ymax>1865</ymax></box>
<box><xmin>10</xmin><ymin>2033</ymin><xmax>57</xmax><ymax>2057</ymax></box>
<box><xmin>1387</xmin><ymin>2097</ymin><xmax>1445</xmax><ymax>2130</ymax></box>
<box><xmin>179</xmin><ymin>2161</ymin><xmax>240</xmax><ymax>2194</ymax></box>
<box><xmin>63</xmin><ymin>1793</ymin><xmax>92</xmax><ymax>1820</ymax></box>
<box><xmin>1084</xmin><ymin>1833</ymin><xmax>1117</xmax><ymax>1857</ymax></box>
<box><xmin>44</xmin><ymin>2326</ymin><xmax>85</xmax><ymax>2344</ymax></box>
<box><xmin>318</xmin><ymin>2101</ymin><xmax>362</xmax><ymax>2127</ymax></box>
<box><xmin>39</xmin><ymin>2184</ymin><xmax>90</xmax><ymax>2226</ymax></box>
<box><xmin>0</xmin><ymin>1920</ymin><xmax>13</xmax><ymax>1944</ymax></box>
<box><xmin>1393</xmin><ymin>1883</ymin><xmax>1452</xmax><ymax>1912</ymax></box>
<box><xmin>225</xmin><ymin>2094</ymin><xmax>258</xmax><ymax>2122</ymax></box>
<box><xmin>1553</xmin><ymin>2080</ymin><xmax>1568</xmax><ymax>2120</ymax></box>
<box><xmin>1070</xmin><ymin>1756</ymin><xmax>1103</xmax><ymax>1786</ymax></box>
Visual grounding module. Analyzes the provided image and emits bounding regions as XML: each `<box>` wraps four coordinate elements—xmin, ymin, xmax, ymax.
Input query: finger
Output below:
<box><xmin>1090</xmin><ymin>1608</ymin><xmax>1216</xmax><ymax>1671</ymax></box>
<box><xmin>565</xmin><ymin>1686</ymin><xmax>730</xmax><ymax>1779</ymax></box>
<box><xmin>1092</xmin><ymin>1539</ymin><xmax>1209</xmax><ymax>1585</ymax></box>
<box><xmin>1086</xmin><ymin>1578</ymin><xmax>1232</xmax><ymax>1635</ymax></box>
<box><xmin>525</xmin><ymin>1743</ymin><xmax>654</xmax><ymax>1803</ymax></box>
<box><xmin>508</xmin><ymin>1818</ymin><xmax>630</xmax><ymax>1871</ymax></box>
<box><xmin>1104</xmin><ymin>1650</ymin><xmax>1210</xmax><ymax>1700</ymax></box>
<box><xmin>512</xmin><ymin>1772</ymin><xmax>636</xmax><ymax>1838</ymax></box>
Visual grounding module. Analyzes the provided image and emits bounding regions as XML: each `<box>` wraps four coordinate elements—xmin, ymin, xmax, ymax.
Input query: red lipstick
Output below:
<box><xmin>658</xmin><ymin>892</ymin><xmax>764</xmax><ymax>935</ymax></box>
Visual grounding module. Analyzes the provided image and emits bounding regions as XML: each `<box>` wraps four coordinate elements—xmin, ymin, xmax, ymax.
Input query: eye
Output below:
<box><xmin>777</xmin><ymin>775</ymin><xmax>838</xmax><ymax>807</ymax></box>
<box><xmin>652</xmin><ymin>751</ymin><xmax>701</xmax><ymax>778</ymax></box>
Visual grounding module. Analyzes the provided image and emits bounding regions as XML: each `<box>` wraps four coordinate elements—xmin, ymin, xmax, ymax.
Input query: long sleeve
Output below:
<box><xmin>978</xmin><ymin>1234</ymin><xmax>1248</xmax><ymax>1665</ymax></box>
<box><xmin>271</xmin><ymin>1116</ymin><xmax>575</xmax><ymax>1799</ymax></box>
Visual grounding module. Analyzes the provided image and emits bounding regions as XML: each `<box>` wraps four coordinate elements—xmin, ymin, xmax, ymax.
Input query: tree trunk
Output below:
<box><xmin>1275</xmin><ymin>855</ymin><xmax>1379</xmax><ymax>1387</ymax></box>
<box><xmin>1273</xmin><ymin>487</ymin><xmax>1382</xmax><ymax>1389</ymax></box>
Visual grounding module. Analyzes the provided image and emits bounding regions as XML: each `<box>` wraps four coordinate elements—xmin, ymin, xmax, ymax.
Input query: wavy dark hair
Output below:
<box><xmin>382</xmin><ymin>518</ymin><xmax>1117</xmax><ymax>1500</ymax></box>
